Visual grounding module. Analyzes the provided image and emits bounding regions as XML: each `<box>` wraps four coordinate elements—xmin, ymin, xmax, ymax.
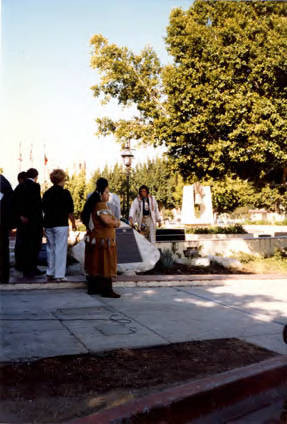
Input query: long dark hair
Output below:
<box><xmin>139</xmin><ymin>185</ymin><xmax>149</xmax><ymax>195</ymax></box>
<box><xmin>81</xmin><ymin>178</ymin><xmax>108</xmax><ymax>228</ymax></box>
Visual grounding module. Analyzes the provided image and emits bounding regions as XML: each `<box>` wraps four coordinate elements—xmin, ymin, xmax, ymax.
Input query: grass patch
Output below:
<box><xmin>232</xmin><ymin>250</ymin><xmax>287</xmax><ymax>273</ymax></box>
<box><xmin>185</xmin><ymin>224</ymin><xmax>247</xmax><ymax>234</ymax></box>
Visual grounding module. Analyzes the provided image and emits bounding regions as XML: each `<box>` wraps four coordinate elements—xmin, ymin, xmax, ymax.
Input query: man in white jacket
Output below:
<box><xmin>129</xmin><ymin>185</ymin><xmax>161</xmax><ymax>244</ymax></box>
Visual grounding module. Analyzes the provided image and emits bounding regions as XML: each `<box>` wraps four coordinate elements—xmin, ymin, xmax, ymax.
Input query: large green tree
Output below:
<box><xmin>90</xmin><ymin>1</ymin><xmax>287</xmax><ymax>187</ymax></box>
<box><xmin>65</xmin><ymin>168</ymin><xmax>88</xmax><ymax>218</ymax></box>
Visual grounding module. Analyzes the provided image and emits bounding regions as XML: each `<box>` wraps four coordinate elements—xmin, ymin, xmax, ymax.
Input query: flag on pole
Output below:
<box><xmin>29</xmin><ymin>144</ymin><xmax>33</xmax><ymax>165</ymax></box>
<box><xmin>18</xmin><ymin>142</ymin><xmax>23</xmax><ymax>172</ymax></box>
<box><xmin>18</xmin><ymin>143</ymin><xmax>23</xmax><ymax>163</ymax></box>
<box><xmin>44</xmin><ymin>153</ymin><xmax>48</xmax><ymax>166</ymax></box>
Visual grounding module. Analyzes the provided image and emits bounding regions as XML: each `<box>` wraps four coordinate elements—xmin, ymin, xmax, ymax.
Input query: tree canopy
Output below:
<box><xmin>90</xmin><ymin>1</ymin><xmax>287</xmax><ymax>187</ymax></box>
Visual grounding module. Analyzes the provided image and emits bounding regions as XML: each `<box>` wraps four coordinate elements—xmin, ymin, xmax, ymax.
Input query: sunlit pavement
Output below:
<box><xmin>1</xmin><ymin>278</ymin><xmax>287</xmax><ymax>362</ymax></box>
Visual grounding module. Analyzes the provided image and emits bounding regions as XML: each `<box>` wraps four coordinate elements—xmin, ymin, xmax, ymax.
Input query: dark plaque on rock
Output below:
<box><xmin>116</xmin><ymin>227</ymin><xmax>142</xmax><ymax>264</ymax></box>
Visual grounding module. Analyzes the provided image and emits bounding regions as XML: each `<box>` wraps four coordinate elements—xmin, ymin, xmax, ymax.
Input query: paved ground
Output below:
<box><xmin>1</xmin><ymin>278</ymin><xmax>287</xmax><ymax>362</ymax></box>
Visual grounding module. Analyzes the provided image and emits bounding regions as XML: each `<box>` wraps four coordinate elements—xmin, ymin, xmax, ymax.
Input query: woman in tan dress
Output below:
<box><xmin>81</xmin><ymin>178</ymin><xmax>121</xmax><ymax>297</ymax></box>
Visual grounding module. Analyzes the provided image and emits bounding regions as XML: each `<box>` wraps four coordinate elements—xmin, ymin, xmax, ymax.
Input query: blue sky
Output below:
<box><xmin>1</xmin><ymin>0</ymin><xmax>191</xmax><ymax>186</ymax></box>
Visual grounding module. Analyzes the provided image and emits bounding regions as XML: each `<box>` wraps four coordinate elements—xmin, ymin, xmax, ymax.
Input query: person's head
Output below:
<box><xmin>26</xmin><ymin>168</ymin><xmax>39</xmax><ymax>181</ymax></box>
<box><xmin>139</xmin><ymin>185</ymin><xmax>149</xmax><ymax>199</ymax></box>
<box><xmin>96</xmin><ymin>177</ymin><xmax>109</xmax><ymax>202</ymax></box>
<box><xmin>50</xmin><ymin>169</ymin><xmax>66</xmax><ymax>186</ymax></box>
<box><xmin>17</xmin><ymin>171</ymin><xmax>27</xmax><ymax>184</ymax></box>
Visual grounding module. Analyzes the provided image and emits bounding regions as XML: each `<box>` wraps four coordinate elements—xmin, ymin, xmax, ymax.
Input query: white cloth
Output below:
<box><xmin>86</xmin><ymin>192</ymin><xmax>121</xmax><ymax>219</ymax></box>
<box><xmin>129</xmin><ymin>195</ymin><xmax>161</xmax><ymax>244</ymax></box>
<box><xmin>45</xmin><ymin>226</ymin><xmax>69</xmax><ymax>278</ymax></box>
<box><xmin>108</xmin><ymin>193</ymin><xmax>121</xmax><ymax>219</ymax></box>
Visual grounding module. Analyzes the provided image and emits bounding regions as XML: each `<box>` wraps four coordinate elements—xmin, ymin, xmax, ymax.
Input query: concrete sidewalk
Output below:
<box><xmin>1</xmin><ymin>277</ymin><xmax>287</xmax><ymax>362</ymax></box>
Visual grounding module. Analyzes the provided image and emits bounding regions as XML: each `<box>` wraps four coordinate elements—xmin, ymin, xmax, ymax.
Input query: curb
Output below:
<box><xmin>65</xmin><ymin>355</ymin><xmax>287</xmax><ymax>424</ymax></box>
<box><xmin>1</xmin><ymin>274</ymin><xmax>286</xmax><ymax>290</ymax></box>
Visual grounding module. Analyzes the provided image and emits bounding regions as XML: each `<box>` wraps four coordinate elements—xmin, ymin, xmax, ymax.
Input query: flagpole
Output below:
<box><xmin>30</xmin><ymin>144</ymin><xmax>33</xmax><ymax>167</ymax></box>
<box><xmin>43</xmin><ymin>144</ymin><xmax>48</xmax><ymax>190</ymax></box>
<box><xmin>18</xmin><ymin>142</ymin><xmax>23</xmax><ymax>172</ymax></box>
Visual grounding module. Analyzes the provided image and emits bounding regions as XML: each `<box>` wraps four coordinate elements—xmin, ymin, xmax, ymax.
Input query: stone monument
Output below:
<box><xmin>69</xmin><ymin>222</ymin><xmax>160</xmax><ymax>275</ymax></box>
<box><xmin>181</xmin><ymin>183</ymin><xmax>214</xmax><ymax>225</ymax></box>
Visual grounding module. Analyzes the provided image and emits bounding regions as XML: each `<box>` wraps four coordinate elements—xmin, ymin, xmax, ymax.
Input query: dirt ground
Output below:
<box><xmin>140</xmin><ymin>261</ymin><xmax>246</xmax><ymax>275</ymax></box>
<box><xmin>0</xmin><ymin>338</ymin><xmax>277</xmax><ymax>423</ymax></box>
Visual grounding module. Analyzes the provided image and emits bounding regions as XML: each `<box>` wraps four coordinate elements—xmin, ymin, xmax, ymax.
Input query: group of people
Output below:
<box><xmin>0</xmin><ymin>169</ymin><xmax>161</xmax><ymax>299</ymax></box>
<box><xmin>0</xmin><ymin>168</ymin><xmax>76</xmax><ymax>284</ymax></box>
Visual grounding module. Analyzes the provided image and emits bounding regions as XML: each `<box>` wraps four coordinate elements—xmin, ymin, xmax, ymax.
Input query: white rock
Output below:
<box><xmin>190</xmin><ymin>257</ymin><xmax>210</xmax><ymax>267</ymax></box>
<box><xmin>208</xmin><ymin>255</ymin><xmax>242</xmax><ymax>270</ymax></box>
<box><xmin>70</xmin><ymin>223</ymin><xmax>160</xmax><ymax>274</ymax></box>
<box><xmin>175</xmin><ymin>257</ymin><xmax>210</xmax><ymax>267</ymax></box>
<box><xmin>121</xmin><ymin>270</ymin><xmax>137</xmax><ymax>276</ymax></box>
<box><xmin>117</xmin><ymin>224</ymin><xmax>160</xmax><ymax>273</ymax></box>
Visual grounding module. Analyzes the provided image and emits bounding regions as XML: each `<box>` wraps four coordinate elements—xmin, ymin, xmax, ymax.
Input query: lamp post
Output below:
<box><xmin>121</xmin><ymin>141</ymin><xmax>134</xmax><ymax>220</ymax></box>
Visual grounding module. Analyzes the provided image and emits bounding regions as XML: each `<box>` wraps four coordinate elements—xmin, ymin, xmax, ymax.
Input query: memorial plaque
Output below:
<box><xmin>116</xmin><ymin>227</ymin><xmax>142</xmax><ymax>264</ymax></box>
<box><xmin>156</xmin><ymin>228</ymin><xmax>185</xmax><ymax>241</ymax></box>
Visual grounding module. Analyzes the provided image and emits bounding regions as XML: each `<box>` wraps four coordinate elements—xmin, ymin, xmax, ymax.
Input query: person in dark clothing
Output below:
<box><xmin>0</xmin><ymin>174</ymin><xmax>14</xmax><ymax>283</ymax></box>
<box><xmin>17</xmin><ymin>172</ymin><xmax>27</xmax><ymax>185</ymax></box>
<box><xmin>13</xmin><ymin>168</ymin><xmax>44</xmax><ymax>277</ymax></box>
<box><xmin>13</xmin><ymin>171</ymin><xmax>27</xmax><ymax>271</ymax></box>
<box><xmin>42</xmin><ymin>169</ymin><xmax>76</xmax><ymax>281</ymax></box>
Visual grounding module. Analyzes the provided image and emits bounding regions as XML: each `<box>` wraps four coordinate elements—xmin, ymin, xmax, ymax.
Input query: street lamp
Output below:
<box><xmin>121</xmin><ymin>141</ymin><xmax>134</xmax><ymax>220</ymax></box>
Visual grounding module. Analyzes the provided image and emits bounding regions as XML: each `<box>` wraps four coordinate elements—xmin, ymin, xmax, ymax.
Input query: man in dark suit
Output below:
<box><xmin>14</xmin><ymin>168</ymin><xmax>44</xmax><ymax>277</ymax></box>
<box><xmin>0</xmin><ymin>174</ymin><xmax>14</xmax><ymax>283</ymax></box>
<box><xmin>13</xmin><ymin>171</ymin><xmax>27</xmax><ymax>271</ymax></box>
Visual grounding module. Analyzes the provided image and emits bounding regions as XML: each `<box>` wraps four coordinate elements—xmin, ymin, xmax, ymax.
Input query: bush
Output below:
<box><xmin>234</xmin><ymin>252</ymin><xmax>258</xmax><ymax>264</ymax></box>
<box><xmin>185</xmin><ymin>224</ymin><xmax>247</xmax><ymax>234</ymax></box>
<box><xmin>159</xmin><ymin>249</ymin><xmax>174</xmax><ymax>269</ymax></box>
<box><xmin>273</xmin><ymin>248</ymin><xmax>287</xmax><ymax>260</ymax></box>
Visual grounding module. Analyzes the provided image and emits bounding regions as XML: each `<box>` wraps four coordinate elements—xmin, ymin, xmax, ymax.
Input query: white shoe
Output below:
<box><xmin>55</xmin><ymin>277</ymin><xmax>67</xmax><ymax>282</ymax></box>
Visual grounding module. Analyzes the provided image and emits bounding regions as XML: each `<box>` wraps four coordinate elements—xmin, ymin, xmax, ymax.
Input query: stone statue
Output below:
<box><xmin>181</xmin><ymin>184</ymin><xmax>214</xmax><ymax>225</ymax></box>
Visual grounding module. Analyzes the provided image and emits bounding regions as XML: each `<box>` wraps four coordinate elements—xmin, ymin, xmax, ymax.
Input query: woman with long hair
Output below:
<box><xmin>81</xmin><ymin>178</ymin><xmax>121</xmax><ymax>297</ymax></box>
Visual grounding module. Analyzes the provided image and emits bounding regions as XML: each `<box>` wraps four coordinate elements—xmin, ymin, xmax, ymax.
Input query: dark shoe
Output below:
<box><xmin>34</xmin><ymin>268</ymin><xmax>45</xmax><ymax>276</ymax></box>
<box><xmin>47</xmin><ymin>275</ymin><xmax>56</xmax><ymax>281</ymax></box>
<box><xmin>101</xmin><ymin>290</ymin><xmax>121</xmax><ymax>298</ymax></box>
<box><xmin>283</xmin><ymin>325</ymin><xmax>287</xmax><ymax>344</ymax></box>
<box><xmin>101</xmin><ymin>278</ymin><xmax>121</xmax><ymax>298</ymax></box>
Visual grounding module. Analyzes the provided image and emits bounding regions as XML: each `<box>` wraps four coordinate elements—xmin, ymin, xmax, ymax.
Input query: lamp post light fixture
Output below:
<box><xmin>121</xmin><ymin>141</ymin><xmax>134</xmax><ymax>220</ymax></box>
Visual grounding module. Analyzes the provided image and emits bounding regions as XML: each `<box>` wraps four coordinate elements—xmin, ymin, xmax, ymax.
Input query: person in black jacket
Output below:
<box><xmin>42</xmin><ymin>169</ymin><xmax>76</xmax><ymax>281</ymax></box>
<box><xmin>13</xmin><ymin>171</ymin><xmax>27</xmax><ymax>271</ymax></box>
<box><xmin>13</xmin><ymin>168</ymin><xmax>44</xmax><ymax>277</ymax></box>
<box><xmin>0</xmin><ymin>174</ymin><xmax>14</xmax><ymax>283</ymax></box>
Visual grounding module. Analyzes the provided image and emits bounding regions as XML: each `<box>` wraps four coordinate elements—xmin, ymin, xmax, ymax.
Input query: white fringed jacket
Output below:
<box><xmin>129</xmin><ymin>195</ymin><xmax>161</xmax><ymax>227</ymax></box>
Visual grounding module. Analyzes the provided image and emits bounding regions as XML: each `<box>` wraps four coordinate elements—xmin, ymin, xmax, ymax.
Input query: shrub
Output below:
<box><xmin>233</xmin><ymin>252</ymin><xmax>258</xmax><ymax>264</ymax></box>
<box><xmin>185</xmin><ymin>224</ymin><xmax>247</xmax><ymax>234</ymax></box>
<box><xmin>159</xmin><ymin>249</ymin><xmax>174</xmax><ymax>269</ymax></box>
<box><xmin>273</xmin><ymin>248</ymin><xmax>287</xmax><ymax>260</ymax></box>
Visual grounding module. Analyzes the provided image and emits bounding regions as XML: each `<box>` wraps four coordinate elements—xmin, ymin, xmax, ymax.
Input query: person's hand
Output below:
<box><xmin>20</xmin><ymin>216</ymin><xmax>29</xmax><ymax>224</ymax></box>
<box><xmin>72</xmin><ymin>224</ymin><xmax>77</xmax><ymax>231</ymax></box>
<box><xmin>158</xmin><ymin>221</ymin><xmax>162</xmax><ymax>228</ymax></box>
<box><xmin>114</xmin><ymin>219</ymin><xmax>121</xmax><ymax>228</ymax></box>
<box><xmin>129</xmin><ymin>218</ymin><xmax>134</xmax><ymax>227</ymax></box>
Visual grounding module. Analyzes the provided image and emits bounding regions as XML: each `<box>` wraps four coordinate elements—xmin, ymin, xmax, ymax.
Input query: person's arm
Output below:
<box><xmin>69</xmin><ymin>213</ymin><xmax>77</xmax><ymax>231</ymax></box>
<box><xmin>99</xmin><ymin>213</ymin><xmax>120</xmax><ymax>228</ymax></box>
<box><xmin>129</xmin><ymin>199</ymin><xmax>136</xmax><ymax>226</ymax></box>
<box><xmin>66</xmin><ymin>190</ymin><xmax>77</xmax><ymax>231</ymax></box>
